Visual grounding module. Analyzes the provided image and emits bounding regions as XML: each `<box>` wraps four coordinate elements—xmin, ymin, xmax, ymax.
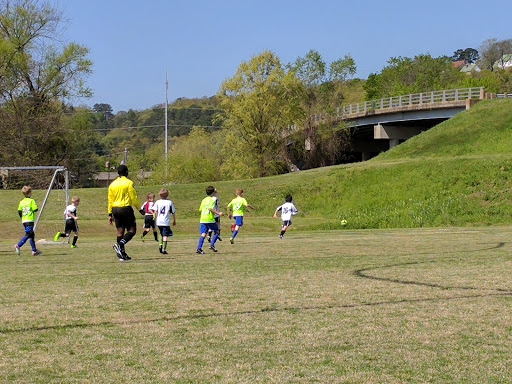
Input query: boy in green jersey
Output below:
<box><xmin>226</xmin><ymin>188</ymin><xmax>255</xmax><ymax>244</ymax></box>
<box><xmin>196</xmin><ymin>185</ymin><xmax>223</xmax><ymax>254</ymax></box>
<box><xmin>14</xmin><ymin>186</ymin><xmax>41</xmax><ymax>256</ymax></box>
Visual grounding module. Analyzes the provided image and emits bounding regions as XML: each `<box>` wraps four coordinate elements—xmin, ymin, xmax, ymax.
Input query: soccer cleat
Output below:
<box><xmin>32</xmin><ymin>250</ymin><xmax>41</xmax><ymax>256</ymax></box>
<box><xmin>196</xmin><ymin>248</ymin><xmax>205</xmax><ymax>254</ymax></box>
<box><xmin>53</xmin><ymin>232</ymin><xmax>61</xmax><ymax>242</ymax></box>
<box><xmin>122</xmin><ymin>251</ymin><xmax>131</xmax><ymax>260</ymax></box>
<box><xmin>161</xmin><ymin>250</ymin><xmax>168</xmax><ymax>255</ymax></box>
<box><xmin>113</xmin><ymin>243</ymin><xmax>124</xmax><ymax>260</ymax></box>
<box><xmin>209</xmin><ymin>245</ymin><xmax>218</xmax><ymax>253</ymax></box>
<box><xmin>229</xmin><ymin>237</ymin><xmax>234</xmax><ymax>244</ymax></box>
<box><xmin>217</xmin><ymin>236</ymin><xmax>222</xmax><ymax>242</ymax></box>
<box><xmin>141</xmin><ymin>235</ymin><xmax>145</xmax><ymax>242</ymax></box>
<box><xmin>159</xmin><ymin>245</ymin><xmax>163</xmax><ymax>254</ymax></box>
<box><xmin>14</xmin><ymin>244</ymin><xmax>20</xmax><ymax>255</ymax></box>
<box><xmin>71</xmin><ymin>245</ymin><xmax>77</xmax><ymax>249</ymax></box>
<box><xmin>206</xmin><ymin>234</ymin><xmax>211</xmax><ymax>242</ymax></box>
<box><xmin>279</xmin><ymin>235</ymin><xmax>283</xmax><ymax>239</ymax></box>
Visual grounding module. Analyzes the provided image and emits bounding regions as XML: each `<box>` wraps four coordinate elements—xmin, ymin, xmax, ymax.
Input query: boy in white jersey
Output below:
<box><xmin>151</xmin><ymin>188</ymin><xmax>176</xmax><ymax>255</ymax></box>
<box><xmin>273</xmin><ymin>194</ymin><xmax>297</xmax><ymax>239</ymax></box>
<box><xmin>54</xmin><ymin>196</ymin><xmax>80</xmax><ymax>248</ymax></box>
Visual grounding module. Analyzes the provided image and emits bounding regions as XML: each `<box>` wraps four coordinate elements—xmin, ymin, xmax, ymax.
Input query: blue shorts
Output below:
<box><xmin>158</xmin><ymin>226</ymin><xmax>173</xmax><ymax>237</ymax></box>
<box><xmin>199</xmin><ymin>222</ymin><xmax>219</xmax><ymax>234</ymax></box>
<box><xmin>234</xmin><ymin>216</ymin><xmax>244</xmax><ymax>226</ymax></box>
<box><xmin>282</xmin><ymin>220</ymin><xmax>292</xmax><ymax>226</ymax></box>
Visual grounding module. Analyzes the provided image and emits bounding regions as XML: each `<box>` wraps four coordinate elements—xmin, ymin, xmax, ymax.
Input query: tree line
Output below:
<box><xmin>1</xmin><ymin>0</ymin><xmax>511</xmax><ymax>187</ymax></box>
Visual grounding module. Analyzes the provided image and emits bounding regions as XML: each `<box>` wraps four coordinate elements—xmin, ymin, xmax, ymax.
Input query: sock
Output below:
<box><xmin>117</xmin><ymin>235</ymin><xmax>123</xmax><ymax>244</ymax></box>
<box><xmin>18</xmin><ymin>234</ymin><xmax>29</xmax><ymax>247</ymax></box>
<box><xmin>153</xmin><ymin>232</ymin><xmax>158</xmax><ymax>241</ymax></box>
<box><xmin>280</xmin><ymin>230</ymin><xmax>286</xmax><ymax>236</ymax></box>
<box><xmin>141</xmin><ymin>231</ymin><xmax>147</xmax><ymax>238</ymax></box>
<box><xmin>119</xmin><ymin>238</ymin><xmax>127</xmax><ymax>251</ymax></box>
<box><xmin>232</xmin><ymin>230</ymin><xmax>239</xmax><ymax>239</ymax></box>
<box><xmin>123</xmin><ymin>231</ymin><xmax>135</xmax><ymax>243</ymax></box>
<box><xmin>211</xmin><ymin>232</ymin><xmax>219</xmax><ymax>246</ymax></box>
<box><xmin>162</xmin><ymin>241</ymin><xmax>167</xmax><ymax>251</ymax></box>
<box><xmin>72</xmin><ymin>235</ymin><xmax>78</xmax><ymax>246</ymax></box>
<box><xmin>29</xmin><ymin>238</ymin><xmax>36</xmax><ymax>252</ymax></box>
<box><xmin>197</xmin><ymin>236</ymin><xmax>205</xmax><ymax>250</ymax></box>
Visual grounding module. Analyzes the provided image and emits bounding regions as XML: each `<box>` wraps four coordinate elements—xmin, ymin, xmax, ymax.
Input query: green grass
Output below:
<box><xmin>2</xmin><ymin>97</ymin><xmax>512</xmax><ymax>382</ymax></box>
<box><xmin>1</xmin><ymin>228</ymin><xmax>512</xmax><ymax>383</ymax></box>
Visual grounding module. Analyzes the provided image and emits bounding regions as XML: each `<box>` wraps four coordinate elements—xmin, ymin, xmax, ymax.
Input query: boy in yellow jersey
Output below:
<box><xmin>196</xmin><ymin>185</ymin><xmax>223</xmax><ymax>254</ymax></box>
<box><xmin>226</xmin><ymin>188</ymin><xmax>255</xmax><ymax>244</ymax></box>
<box><xmin>14</xmin><ymin>186</ymin><xmax>41</xmax><ymax>256</ymax></box>
<box><xmin>107</xmin><ymin>165</ymin><xmax>140</xmax><ymax>261</ymax></box>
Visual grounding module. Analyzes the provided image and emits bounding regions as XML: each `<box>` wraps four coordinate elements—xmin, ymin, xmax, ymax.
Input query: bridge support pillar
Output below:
<box><xmin>374</xmin><ymin>124</ymin><xmax>425</xmax><ymax>149</ymax></box>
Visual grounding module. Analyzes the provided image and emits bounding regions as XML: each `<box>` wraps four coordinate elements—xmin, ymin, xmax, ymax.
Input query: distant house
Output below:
<box><xmin>493</xmin><ymin>54</ymin><xmax>512</xmax><ymax>70</ymax></box>
<box><xmin>452</xmin><ymin>59</ymin><xmax>480</xmax><ymax>73</ymax></box>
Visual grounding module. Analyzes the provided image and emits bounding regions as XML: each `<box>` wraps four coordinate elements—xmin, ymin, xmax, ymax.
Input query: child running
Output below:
<box><xmin>140</xmin><ymin>192</ymin><xmax>159</xmax><ymax>242</ymax></box>
<box><xmin>273</xmin><ymin>194</ymin><xmax>298</xmax><ymax>239</ymax></box>
<box><xmin>226</xmin><ymin>188</ymin><xmax>255</xmax><ymax>244</ymax></box>
<box><xmin>14</xmin><ymin>186</ymin><xmax>41</xmax><ymax>256</ymax></box>
<box><xmin>196</xmin><ymin>185</ymin><xmax>223</xmax><ymax>254</ymax></box>
<box><xmin>151</xmin><ymin>188</ymin><xmax>176</xmax><ymax>255</ymax></box>
<box><xmin>54</xmin><ymin>196</ymin><xmax>80</xmax><ymax>248</ymax></box>
<box><xmin>207</xmin><ymin>188</ymin><xmax>222</xmax><ymax>242</ymax></box>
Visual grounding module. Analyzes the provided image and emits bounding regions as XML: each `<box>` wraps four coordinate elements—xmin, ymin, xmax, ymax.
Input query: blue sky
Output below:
<box><xmin>62</xmin><ymin>0</ymin><xmax>512</xmax><ymax>112</ymax></box>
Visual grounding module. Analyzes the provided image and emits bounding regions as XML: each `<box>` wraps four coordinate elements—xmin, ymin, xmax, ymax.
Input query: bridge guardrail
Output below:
<box><xmin>333</xmin><ymin>87</ymin><xmax>484</xmax><ymax>119</ymax></box>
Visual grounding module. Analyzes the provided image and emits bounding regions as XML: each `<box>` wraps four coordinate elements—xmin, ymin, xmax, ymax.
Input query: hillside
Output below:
<box><xmin>2</xmin><ymin>98</ymin><xmax>512</xmax><ymax>235</ymax></box>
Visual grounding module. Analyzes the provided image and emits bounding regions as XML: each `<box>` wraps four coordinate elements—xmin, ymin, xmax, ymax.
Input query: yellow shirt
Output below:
<box><xmin>107</xmin><ymin>176</ymin><xmax>140</xmax><ymax>213</ymax></box>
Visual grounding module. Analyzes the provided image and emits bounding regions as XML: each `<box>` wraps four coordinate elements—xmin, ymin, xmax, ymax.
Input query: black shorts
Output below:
<box><xmin>144</xmin><ymin>215</ymin><xmax>155</xmax><ymax>229</ymax></box>
<box><xmin>64</xmin><ymin>219</ymin><xmax>78</xmax><ymax>234</ymax></box>
<box><xmin>112</xmin><ymin>206</ymin><xmax>136</xmax><ymax>229</ymax></box>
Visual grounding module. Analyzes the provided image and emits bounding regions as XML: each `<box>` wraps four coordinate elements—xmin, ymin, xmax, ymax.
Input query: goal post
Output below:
<box><xmin>1</xmin><ymin>166</ymin><xmax>69</xmax><ymax>243</ymax></box>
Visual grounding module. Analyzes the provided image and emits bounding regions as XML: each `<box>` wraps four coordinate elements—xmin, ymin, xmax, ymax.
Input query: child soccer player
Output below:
<box><xmin>53</xmin><ymin>196</ymin><xmax>80</xmax><ymax>248</ymax></box>
<box><xmin>140</xmin><ymin>192</ymin><xmax>159</xmax><ymax>242</ymax></box>
<box><xmin>14</xmin><ymin>186</ymin><xmax>41</xmax><ymax>256</ymax></box>
<box><xmin>226</xmin><ymin>188</ymin><xmax>255</xmax><ymax>244</ymax></box>
<box><xmin>273</xmin><ymin>194</ymin><xmax>298</xmax><ymax>239</ymax></box>
<box><xmin>196</xmin><ymin>185</ymin><xmax>223</xmax><ymax>254</ymax></box>
<box><xmin>207</xmin><ymin>188</ymin><xmax>222</xmax><ymax>243</ymax></box>
<box><xmin>151</xmin><ymin>188</ymin><xmax>176</xmax><ymax>255</ymax></box>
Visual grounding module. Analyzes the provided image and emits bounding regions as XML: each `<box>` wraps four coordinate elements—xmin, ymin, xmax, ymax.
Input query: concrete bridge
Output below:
<box><xmin>307</xmin><ymin>87</ymin><xmax>489</xmax><ymax>161</ymax></box>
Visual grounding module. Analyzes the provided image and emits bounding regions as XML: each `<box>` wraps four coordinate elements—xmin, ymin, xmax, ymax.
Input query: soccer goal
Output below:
<box><xmin>1</xmin><ymin>166</ymin><xmax>69</xmax><ymax>244</ymax></box>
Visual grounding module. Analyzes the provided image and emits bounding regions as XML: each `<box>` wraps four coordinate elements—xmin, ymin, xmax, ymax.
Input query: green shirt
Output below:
<box><xmin>227</xmin><ymin>196</ymin><xmax>248</xmax><ymax>216</ymax></box>
<box><xmin>199</xmin><ymin>196</ymin><xmax>215</xmax><ymax>223</ymax></box>
<box><xmin>18</xmin><ymin>197</ymin><xmax>38</xmax><ymax>223</ymax></box>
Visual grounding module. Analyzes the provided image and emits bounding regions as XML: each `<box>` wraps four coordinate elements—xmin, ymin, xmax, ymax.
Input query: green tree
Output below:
<box><xmin>218</xmin><ymin>50</ymin><xmax>302</xmax><ymax>177</ymax></box>
<box><xmin>0</xmin><ymin>0</ymin><xmax>92</xmax><ymax>165</ymax></box>
<box><xmin>452</xmin><ymin>48</ymin><xmax>480</xmax><ymax>63</ymax></box>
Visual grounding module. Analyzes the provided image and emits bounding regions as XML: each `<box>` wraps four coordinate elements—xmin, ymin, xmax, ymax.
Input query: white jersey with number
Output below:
<box><xmin>276</xmin><ymin>202</ymin><xmax>297</xmax><ymax>221</ymax></box>
<box><xmin>63</xmin><ymin>204</ymin><xmax>77</xmax><ymax>221</ymax></box>
<box><xmin>153</xmin><ymin>199</ymin><xmax>176</xmax><ymax>226</ymax></box>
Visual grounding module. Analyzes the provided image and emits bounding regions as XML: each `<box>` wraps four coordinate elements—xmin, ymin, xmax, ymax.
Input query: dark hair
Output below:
<box><xmin>118</xmin><ymin>164</ymin><xmax>128</xmax><ymax>176</ymax></box>
<box><xmin>285</xmin><ymin>194</ymin><xmax>293</xmax><ymax>202</ymax></box>
<box><xmin>206</xmin><ymin>185</ymin><xmax>215</xmax><ymax>196</ymax></box>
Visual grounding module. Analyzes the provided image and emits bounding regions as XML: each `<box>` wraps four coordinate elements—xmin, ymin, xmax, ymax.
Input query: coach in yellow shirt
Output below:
<box><xmin>108</xmin><ymin>164</ymin><xmax>140</xmax><ymax>261</ymax></box>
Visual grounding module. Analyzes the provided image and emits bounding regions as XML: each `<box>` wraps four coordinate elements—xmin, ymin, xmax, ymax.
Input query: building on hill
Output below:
<box><xmin>493</xmin><ymin>54</ymin><xmax>512</xmax><ymax>70</ymax></box>
<box><xmin>452</xmin><ymin>59</ymin><xmax>480</xmax><ymax>73</ymax></box>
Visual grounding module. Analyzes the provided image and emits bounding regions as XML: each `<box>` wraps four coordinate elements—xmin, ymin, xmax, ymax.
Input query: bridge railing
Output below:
<box><xmin>332</xmin><ymin>87</ymin><xmax>485</xmax><ymax>119</ymax></box>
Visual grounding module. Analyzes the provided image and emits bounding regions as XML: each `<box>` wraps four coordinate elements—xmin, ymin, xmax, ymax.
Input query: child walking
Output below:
<box><xmin>196</xmin><ymin>185</ymin><xmax>223</xmax><ymax>254</ymax></box>
<box><xmin>54</xmin><ymin>196</ymin><xmax>80</xmax><ymax>248</ymax></box>
<box><xmin>14</xmin><ymin>186</ymin><xmax>41</xmax><ymax>256</ymax></box>
<box><xmin>151</xmin><ymin>188</ymin><xmax>176</xmax><ymax>255</ymax></box>
<box><xmin>273</xmin><ymin>194</ymin><xmax>298</xmax><ymax>239</ymax></box>
<box><xmin>207</xmin><ymin>188</ymin><xmax>222</xmax><ymax>242</ymax></box>
<box><xmin>226</xmin><ymin>188</ymin><xmax>255</xmax><ymax>244</ymax></box>
<box><xmin>140</xmin><ymin>192</ymin><xmax>159</xmax><ymax>242</ymax></box>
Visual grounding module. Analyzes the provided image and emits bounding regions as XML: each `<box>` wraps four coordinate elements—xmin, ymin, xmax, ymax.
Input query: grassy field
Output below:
<box><xmin>1</xmin><ymin>227</ymin><xmax>512</xmax><ymax>383</ymax></box>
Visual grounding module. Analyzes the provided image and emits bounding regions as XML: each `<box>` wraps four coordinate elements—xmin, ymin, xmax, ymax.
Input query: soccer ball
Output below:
<box><xmin>340</xmin><ymin>219</ymin><xmax>347</xmax><ymax>227</ymax></box>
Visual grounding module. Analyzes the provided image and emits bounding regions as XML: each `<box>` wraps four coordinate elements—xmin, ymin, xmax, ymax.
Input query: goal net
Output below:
<box><xmin>1</xmin><ymin>166</ymin><xmax>69</xmax><ymax>244</ymax></box>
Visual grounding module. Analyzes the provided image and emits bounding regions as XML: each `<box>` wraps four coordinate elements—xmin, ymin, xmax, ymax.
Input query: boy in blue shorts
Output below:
<box><xmin>226</xmin><ymin>188</ymin><xmax>255</xmax><ymax>244</ymax></box>
<box><xmin>14</xmin><ymin>186</ymin><xmax>41</xmax><ymax>256</ymax></box>
<box><xmin>196</xmin><ymin>185</ymin><xmax>223</xmax><ymax>254</ymax></box>
<box><xmin>151</xmin><ymin>188</ymin><xmax>176</xmax><ymax>255</ymax></box>
<box><xmin>273</xmin><ymin>194</ymin><xmax>298</xmax><ymax>239</ymax></box>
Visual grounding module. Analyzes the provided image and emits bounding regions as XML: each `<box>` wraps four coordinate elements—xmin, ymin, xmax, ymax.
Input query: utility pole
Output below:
<box><xmin>165</xmin><ymin>70</ymin><xmax>169</xmax><ymax>178</ymax></box>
